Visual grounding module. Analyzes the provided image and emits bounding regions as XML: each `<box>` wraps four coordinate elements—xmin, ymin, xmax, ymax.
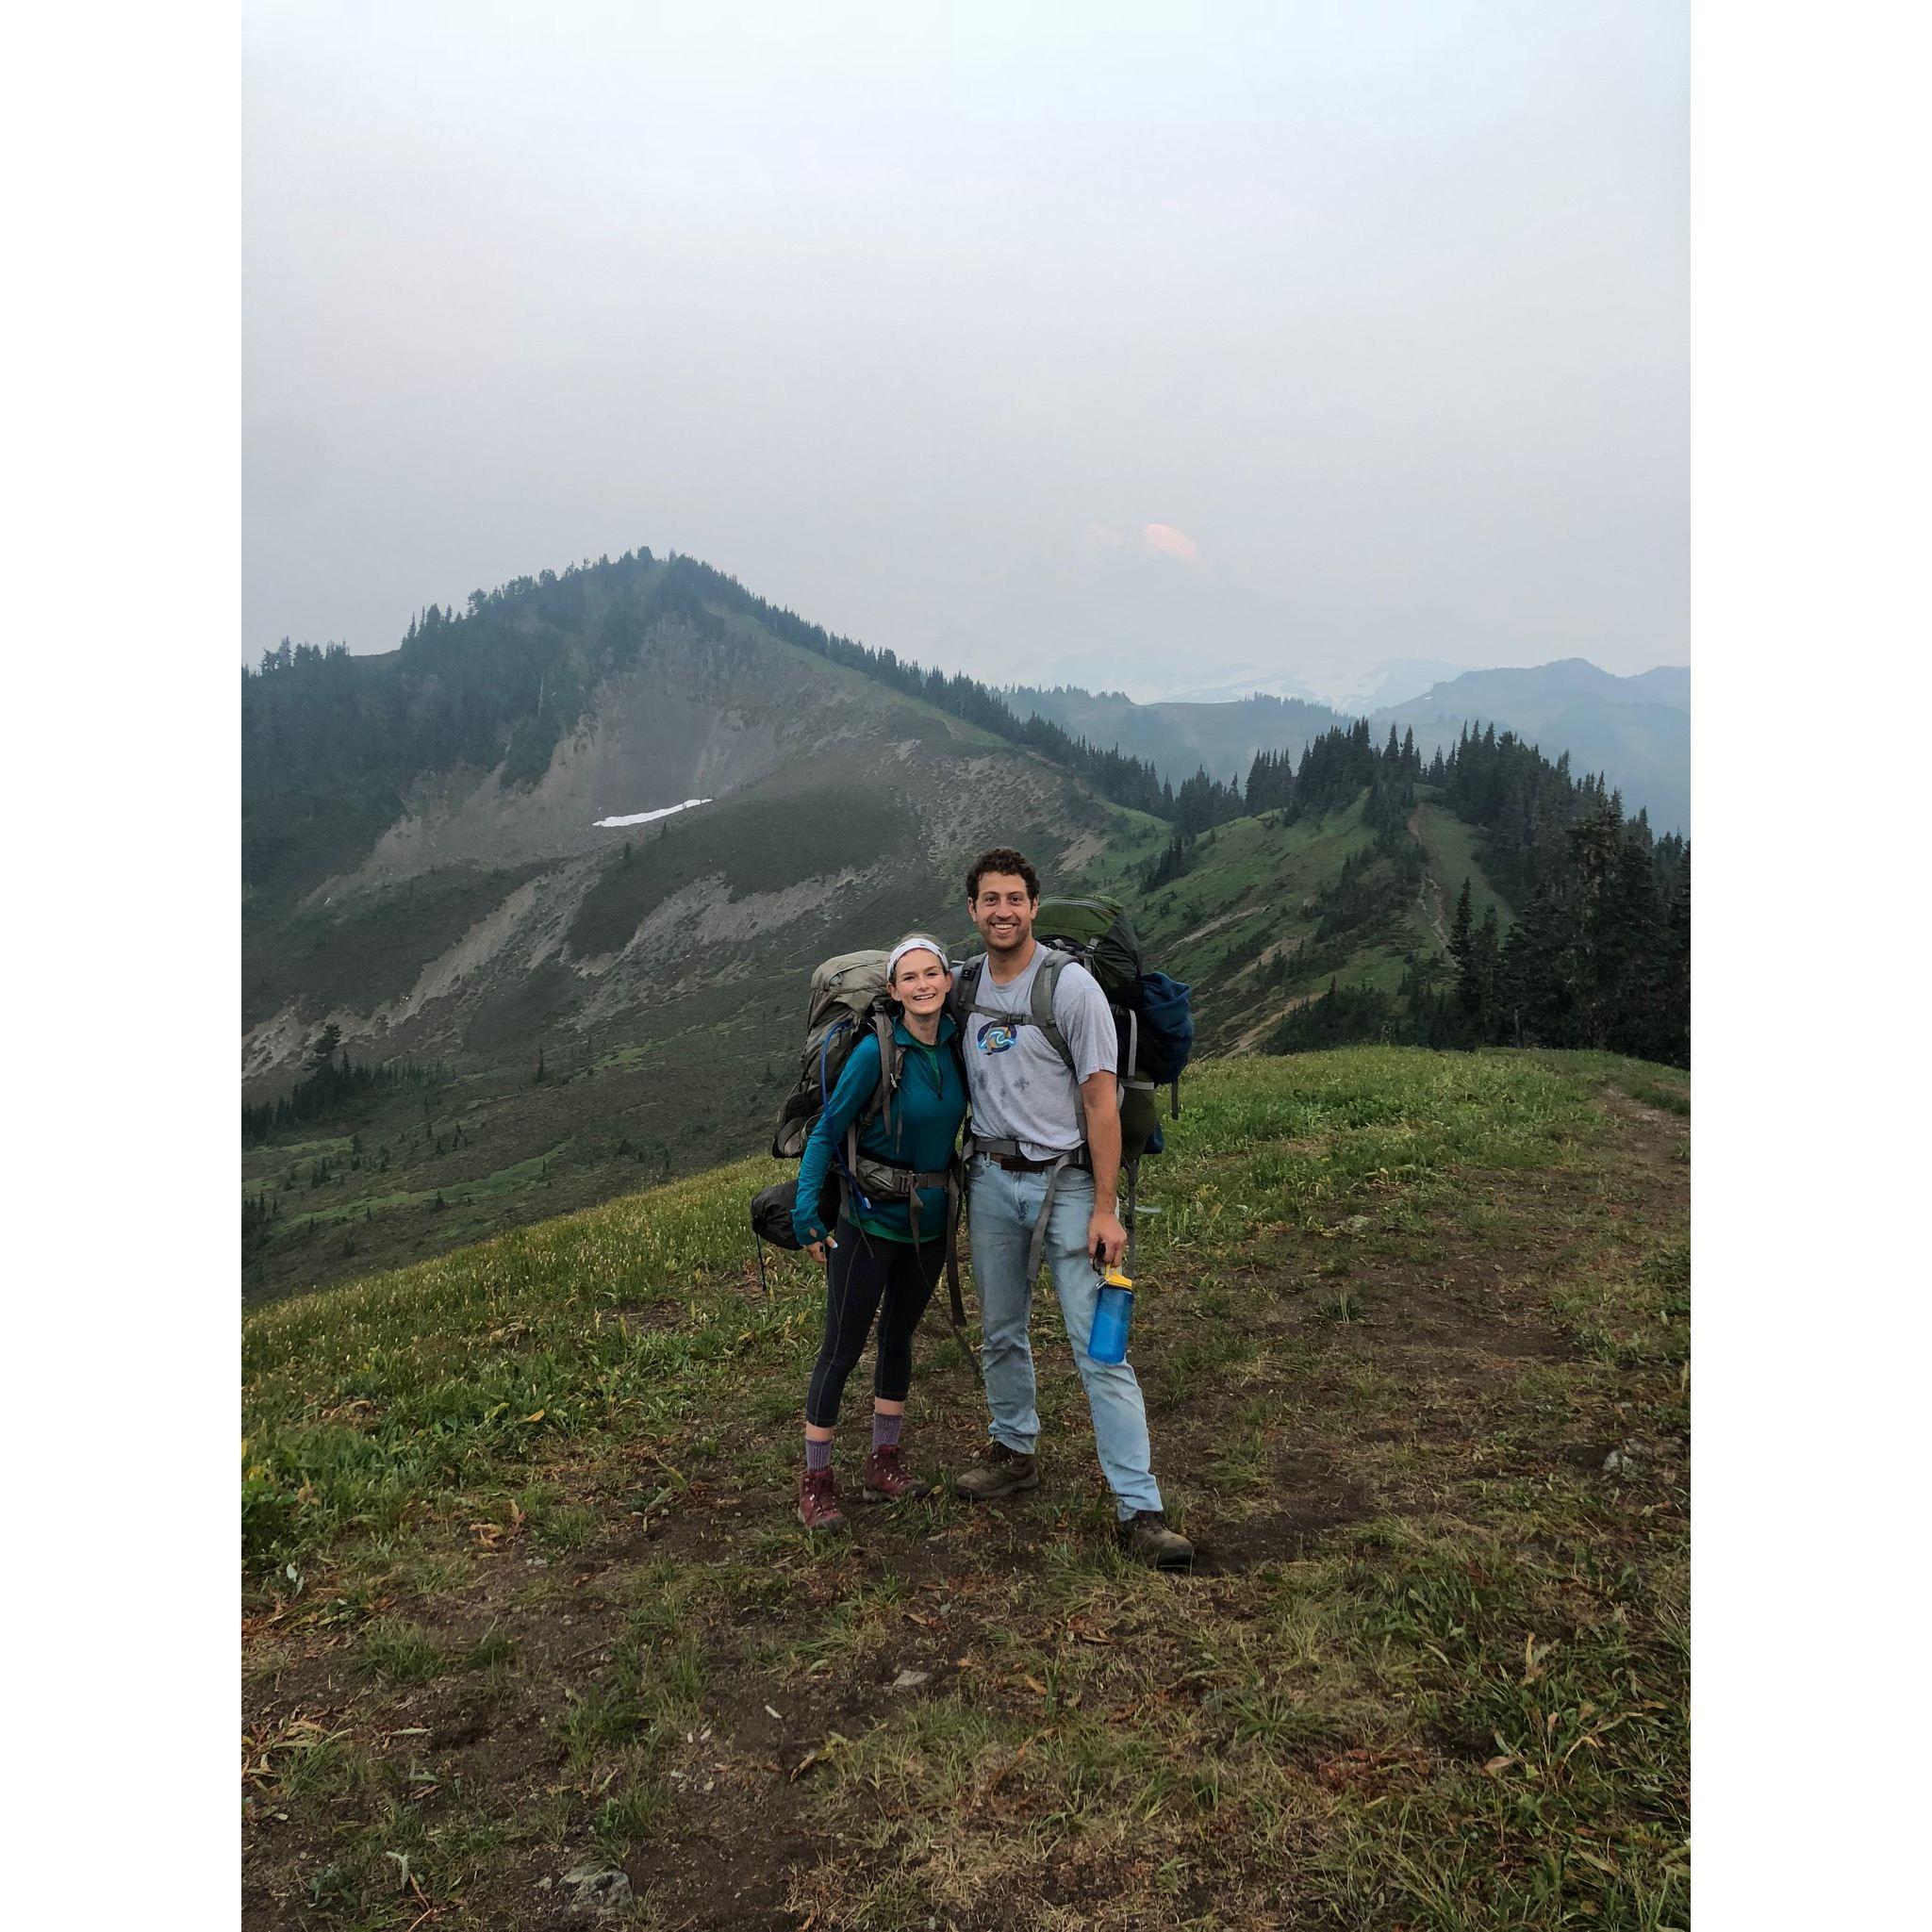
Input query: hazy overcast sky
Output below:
<box><xmin>244</xmin><ymin>0</ymin><xmax>1687</xmax><ymax>695</ymax></box>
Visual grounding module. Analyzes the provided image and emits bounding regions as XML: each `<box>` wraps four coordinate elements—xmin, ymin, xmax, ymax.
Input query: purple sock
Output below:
<box><xmin>872</xmin><ymin>1412</ymin><xmax>903</xmax><ymax>1450</ymax></box>
<box><xmin>804</xmin><ymin>1437</ymin><xmax>832</xmax><ymax>1473</ymax></box>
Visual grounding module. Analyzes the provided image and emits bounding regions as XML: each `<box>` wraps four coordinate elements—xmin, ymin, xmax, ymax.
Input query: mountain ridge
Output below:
<box><xmin>242</xmin><ymin>551</ymin><xmax>1684</xmax><ymax>1303</ymax></box>
<box><xmin>242</xmin><ymin>553</ymin><xmax>1172</xmax><ymax>1298</ymax></box>
<box><xmin>1372</xmin><ymin>660</ymin><xmax>1689</xmax><ymax>834</ymax></box>
<box><xmin>1006</xmin><ymin>656</ymin><xmax>1689</xmax><ymax>834</ymax></box>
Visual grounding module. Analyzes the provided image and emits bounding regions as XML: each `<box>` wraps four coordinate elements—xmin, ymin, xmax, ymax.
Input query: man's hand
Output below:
<box><xmin>1087</xmin><ymin>1207</ymin><xmax>1128</xmax><ymax>1269</ymax></box>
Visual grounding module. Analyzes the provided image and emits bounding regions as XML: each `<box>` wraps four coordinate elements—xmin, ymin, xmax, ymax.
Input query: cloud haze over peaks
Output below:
<box><xmin>244</xmin><ymin>2</ymin><xmax>1687</xmax><ymax>696</ymax></box>
<box><xmin>1141</xmin><ymin>524</ymin><xmax>1205</xmax><ymax>568</ymax></box>
<box><xmin>1082</xmin><ymin>521</ymin><xmax>1207</xmax><ymax>569</ymax></box>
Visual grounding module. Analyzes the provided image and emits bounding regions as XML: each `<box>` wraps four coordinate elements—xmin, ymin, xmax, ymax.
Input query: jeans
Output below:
<box><xmin>967</xmin><ymin>1154</ymin><xmax>1162</xmax><ymax>1520</ymax></box>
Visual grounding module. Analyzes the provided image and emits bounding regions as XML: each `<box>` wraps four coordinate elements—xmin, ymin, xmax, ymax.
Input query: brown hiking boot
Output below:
<box><xmin>952</xmin><ymin>1441</ymin><xmax>1041</xmax><ymax>1503</ymax></box>
<box><xmin>1118</xmin><ymin>1511</ymin><xmax>1194</xmax><ymax>1571</ymax></box>
<box><xmin>862</xmin><ymin>1443</ymin><xmax>933</xmax><ymax>1503</ymax></box>
<box><xmin>798</xmin><ymin>1465</ymin><xmax>847</xmax><ymax>1531</ymax></box>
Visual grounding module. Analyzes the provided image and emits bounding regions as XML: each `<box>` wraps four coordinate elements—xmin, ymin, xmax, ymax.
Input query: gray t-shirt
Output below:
<box><xmin>957</xmin><ymin>947</ymin><xmax>1116</xmax><ymax>1160</ymax></box>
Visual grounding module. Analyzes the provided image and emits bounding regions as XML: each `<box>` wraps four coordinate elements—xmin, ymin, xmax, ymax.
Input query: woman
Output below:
<box><xmin>792</xmin><ymin>935</ymin><xmax>966</xmax><ymax>1530</ymax></box>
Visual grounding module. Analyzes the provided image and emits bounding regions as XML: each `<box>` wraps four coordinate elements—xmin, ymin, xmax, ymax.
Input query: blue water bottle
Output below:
<box><xmin>1088</xmin><ymin>1265</ymin><xmax>1134</xmax><ymax>1364</ymax></box>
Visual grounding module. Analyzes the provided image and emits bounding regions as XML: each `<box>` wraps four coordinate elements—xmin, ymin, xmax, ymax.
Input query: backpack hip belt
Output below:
<box><xmin>841</xmin><ymin>1144</ymin><xmax>980</xmax><ymax>1385</ymax></box>
<box><xmin>853</xmin><ymin>1151</ymin><xmax>958</xmax><ymax>1197</ymax></box>
<box><xmin>839</xmin><ymin>1126</ymin><xmax>955</xmax><ymax>1252</ymax></box>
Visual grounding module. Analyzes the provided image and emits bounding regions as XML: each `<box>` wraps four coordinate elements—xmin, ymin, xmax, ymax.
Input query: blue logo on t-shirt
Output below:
<box><xmin>977</xmin><ymin>1019</ymin><xmax>1017</xmax><ymax>1054</ymax></box>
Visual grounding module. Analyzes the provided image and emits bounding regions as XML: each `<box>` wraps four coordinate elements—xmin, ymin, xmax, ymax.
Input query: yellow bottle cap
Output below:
<box><xmin>1101</xmin><ymin>1266</ymin><xmax>1133</xmax><ymax>1289</ymax></box>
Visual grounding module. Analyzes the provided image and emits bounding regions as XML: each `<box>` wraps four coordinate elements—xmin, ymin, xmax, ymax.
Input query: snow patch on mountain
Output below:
<box><xmin>591</xmin><ymin>799</ymin><xmax>710</xmax><ymax>829</ymax></box>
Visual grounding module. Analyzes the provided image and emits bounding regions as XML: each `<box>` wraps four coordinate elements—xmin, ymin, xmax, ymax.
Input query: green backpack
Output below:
<box><xmin>768</xmin><ymin>950</ymin><xmax>898</xmax><ymax>1161</ymax></box>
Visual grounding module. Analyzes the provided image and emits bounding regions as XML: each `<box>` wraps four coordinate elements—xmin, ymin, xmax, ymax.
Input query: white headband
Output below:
<box><xmin>887</xmin><ymin>935</ymin><xmax>949</xmax><ymax>981</ymax></box>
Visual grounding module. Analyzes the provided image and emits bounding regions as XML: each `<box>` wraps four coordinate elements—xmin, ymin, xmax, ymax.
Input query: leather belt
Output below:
<box><xmin>987</xmin><ymin>1148</ymin><xmax>1089</xmax><ymax>1174</ymax></box>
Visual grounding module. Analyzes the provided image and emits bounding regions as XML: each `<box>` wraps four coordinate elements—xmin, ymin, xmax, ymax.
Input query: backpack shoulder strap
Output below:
<box><xmin>955</xmin><ymin>946</ymin><xmax>1080</xmax><ymax>1075</ymax></box>
<box><xmin>1031</xmin><ymin>948</ymin><xmax>1077</xmax><ymax>1074</ymax></box>
<box><xmin>947</xmin><ymin>957</ymin><xmax>984</xmax><ymax>1027</ymax></box>
<box><xmin>862</xmin><ymin>1007</ymin><xmax>903</xmax><ymax>1134</ymax></box>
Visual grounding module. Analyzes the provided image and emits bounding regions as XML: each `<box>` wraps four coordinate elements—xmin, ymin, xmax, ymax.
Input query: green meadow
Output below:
<box><xmin>244</xmin><ymin>1047</ymin><xmax>1689</xmax><ymax>1930</ymax></box>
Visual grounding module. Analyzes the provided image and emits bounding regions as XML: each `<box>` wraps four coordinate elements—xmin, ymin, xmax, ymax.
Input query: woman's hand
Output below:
<box><xmin>804</xmin><ymin>1238</ymin><xmax>828</xmax><ymax>1264</ymax></box>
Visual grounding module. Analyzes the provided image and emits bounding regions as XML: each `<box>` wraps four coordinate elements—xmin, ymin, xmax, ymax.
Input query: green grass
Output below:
<box><xmin>1412</xmin><ymin>800</ymin><xmax>1514</xmax><ymax>933</ymax></box>
<box><xmin>351</xmin><ymin>1619</ymin><xmax>451</xmax><ymax>1685</ymax></box>
<box><xmin>1125</xmin><ymin>797</ymin><xmax>1516</xmax><ymax>1054</ymax></box>
<box><xmin>253</xmin><ymin>1147</ymin><xmax>575</xmax><ymax>1233</ymax></box>
<box><xmin>243</xmin><ymin>1048</ymin><xmax>1687</xmax><ymax>1928</ymax></box>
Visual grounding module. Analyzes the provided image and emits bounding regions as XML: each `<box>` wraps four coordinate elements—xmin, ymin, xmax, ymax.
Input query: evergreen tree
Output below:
<box><xmin>1449</xmin><ymin>878</ymin><xmax>1474</xmax><ymax>978</ymax></box>
<box><xmin>1142</xmin><ymin>831</ymin><xmax>1194</xmax><ymax>890</ymax></box>
<box><xmin>1500</xmin><ymin>882</ymin><xmax>1577</xmax><ymax>1048</ymax></box>
<box><xmin>1471</xmin><ymin>905</ymin><xmax>1502</xmax><ymax>1031</ymax></box>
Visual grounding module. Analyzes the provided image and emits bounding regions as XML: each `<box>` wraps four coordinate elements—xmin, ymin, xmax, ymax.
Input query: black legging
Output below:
<box><xmin>804</xmin><ymin>1216</ymin><xmax>946</xmax><ymax>1428</ymax></box>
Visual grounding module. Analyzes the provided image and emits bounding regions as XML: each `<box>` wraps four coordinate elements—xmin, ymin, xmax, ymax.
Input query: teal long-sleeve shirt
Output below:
<box><xmin>793</xmin><ymin>1013</ymin><xmax>966</xmax><ymax>1246</ymax></box>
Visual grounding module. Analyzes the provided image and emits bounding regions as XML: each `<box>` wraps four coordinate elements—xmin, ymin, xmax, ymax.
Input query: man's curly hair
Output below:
<box><xmin>966</xmin><ymin>846</ymin><xmax>1041</xmax><ymax>903</ymax></box>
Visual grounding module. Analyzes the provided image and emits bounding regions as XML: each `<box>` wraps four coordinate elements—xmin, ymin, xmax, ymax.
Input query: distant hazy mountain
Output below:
<box><xmin>1166</xmin><ymin>656</ymin><xmax>1467</xmax><ymax>714</ymax></box>
<box><xmin>1008</xmin><ymin>655</ymin><xmax>1689</xmax><ymax>834</ymax></box>
<box><xmin>1377</xmin><ymin>658</ymin><xmax>1688</xmax><ymax>719</ymax></box>
<box><xmin>1003</xmin><ymin>685</ymin><xmax>1347</xmax><ymax>789</ymax></box>
<box><xmin>1371</xmin><ymin>659</ymin><xmax>1690</xmax><ymax>834</ymax></box>
<box><xmin>1621</xmin><ymin>666</ymin><xmax>1692</xmax><ymax>708</ymax></box>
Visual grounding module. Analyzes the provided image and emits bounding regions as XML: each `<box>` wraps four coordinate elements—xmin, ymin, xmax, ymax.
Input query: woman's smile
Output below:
<box><xmin>894</xmin><ymin>956</ymin><xmax>950</xmax><ymax>1011</ymax></box>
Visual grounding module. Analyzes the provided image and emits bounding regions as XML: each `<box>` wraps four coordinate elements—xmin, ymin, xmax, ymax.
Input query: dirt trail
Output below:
<box><xmin>1408</xmin><ymin>804</ymin><xmax>1451</xmax><ymax>949</ymax></box>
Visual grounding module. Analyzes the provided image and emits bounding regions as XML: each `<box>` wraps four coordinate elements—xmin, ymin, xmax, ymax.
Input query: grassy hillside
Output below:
<box><xmin>239</xmin><ymin>801</ymin><xmax>1153</xmax><ymax>1306</ymax></box>
<box><xmin>244</xmin><ymin>1048</ymin><xmax>1689</xmax><ymax>1930</ymax></box>
<box><xmin>243</xmin><ymin>783</ymin><xmax>1519</xmax><ymax>1303</ymax></box>
<box><xmin>1410</xmin><ymin>801</ymin><xmax>1513</xmax><ymax>936</ymax></box>
<box><xmin>1086</xmin><ymin>793</ymin><xmax>1513</xmax><ymax>1056</ymax></box>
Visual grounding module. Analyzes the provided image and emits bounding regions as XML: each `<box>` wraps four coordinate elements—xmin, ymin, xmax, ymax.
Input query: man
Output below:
<box><xmin>949</xmin><ymin>846</ymin><xmax>1193</xmax><ymax>1569</ymax></box>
